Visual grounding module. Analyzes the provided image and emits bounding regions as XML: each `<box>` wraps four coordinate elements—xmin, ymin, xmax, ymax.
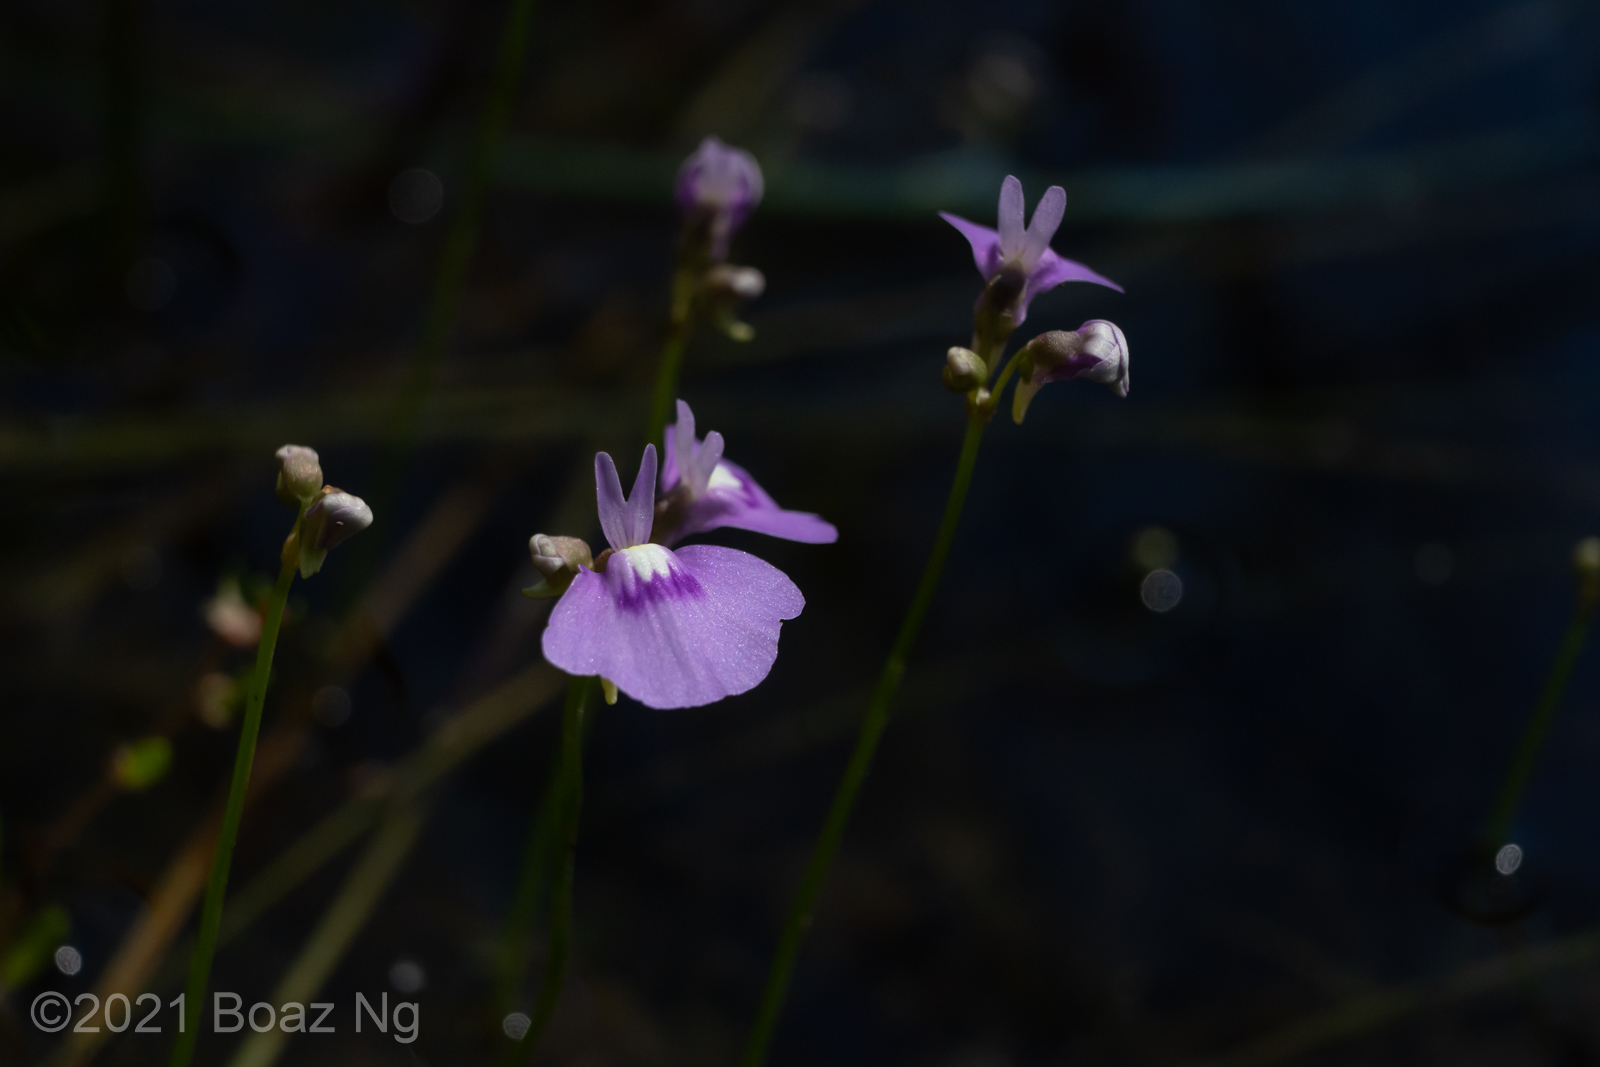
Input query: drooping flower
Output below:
<box><xmin>655</xmin><ymin>400</ymin><xmax>837</xmax><ymax>547</ymax></box>
<box><xmin>676</xmin><ymin>136</ymin><xmax>764</xmax><ymax>259</ymax></box>
<box><xmin>295</xmin><ymin>488</ymin><xmax>373</xmax><ymax>577</ymax></box>
<box><xmin>542</xmin><ymin>445</ymin><xmax>804</xmax><ymax>710</ymax></box>
<box><xmin>940</xmin><ymin>175</ymin><xmax>1121</xmax><ymax>325</ymax></box>
<box><xmin>1011</xmin><ymin>320</ymin><xmax>1130</xmax><ymax>423</ymax></box>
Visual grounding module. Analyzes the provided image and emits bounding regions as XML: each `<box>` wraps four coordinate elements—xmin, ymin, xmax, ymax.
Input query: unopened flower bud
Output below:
<box><xmin>1076</xmin><ymin>320</ymin><xmax>1130</xmax><ymax>397</ymax></box>
<box><xmin>275</xmin><ymin>445</ymin><xmax>323</xmax><ymax>507</ymax></box>
<box><xmin>942</xmin><ymin>346</ymin><xmax>986</xmax><ymax>393</ymax></box>
<box><xmin>523</xmin><ymin>534</ymin><xmax>594</xmax><ymax>599</ymax></box>
<box><xmin>676</xmin><ymin>137</ymin><xmax>764</xmax><ymax>259</ymax></box>
<box><xmin>294</xmin><ymin>488</ymin><xmax>373</xmax><ymax>578</ymax></box>
<box><xmin>1011</xmin><ymin>319</ymin><xmax>1130</xmax><ymax>423</ymax></box>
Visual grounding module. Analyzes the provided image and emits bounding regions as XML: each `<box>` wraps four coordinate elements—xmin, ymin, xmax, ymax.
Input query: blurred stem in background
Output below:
<box><xmin>168</xmin><ymin>537</ymin><xmax>300</xmax><ymax>1067</ymax></box>
<box><xmin>742</xmin><ymin>411</ymin><xmax>988</xmax><ymax>1067</ymax></box>
<box><xmin>364</xmin><ymin>0</ymin><xmax>540</xmax><ymax>542</ymax></box>
<box><xmin>644</xmin><ymin>261</ymin><xmax>699</xmax><ymax>447</ymax></box>
<box><xmin>1481</xmin><ymin>536</ymin><xmax>1600</xmax><ymax>854</ymax></box>
<box><xmin>503</xmin><ymin>675</ymin><xmax>592</xmax><ymax>1066</ymax></box>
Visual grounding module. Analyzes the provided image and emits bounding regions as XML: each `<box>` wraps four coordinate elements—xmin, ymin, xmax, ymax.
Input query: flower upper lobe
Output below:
<box><xmin>939</xmin><ymin>175</ymin><xmax>1121</xmax><ymax>324</ymax></box>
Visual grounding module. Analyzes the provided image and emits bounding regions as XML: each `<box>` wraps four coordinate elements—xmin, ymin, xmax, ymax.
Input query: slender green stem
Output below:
<box><xmin>645</xmin><ymin>265</ymin><xmax>697</xmax><ymax>448</ymax></box>
<box><xmin>495</xmin><ymin>750</ymin><xmax>566</xmax><ymax>1012</ymax></box>
<box><xmin>504</xmin><ymin>676</ymin><xmax>591</xmax><ymax>1066</ymax></box>
<box><xmin>168</xmin><ymin>557</ymin><xmax>296</xmax><ymax>1067</ymax></box>
<box><xmin>1482</xmin><ymin>595</ymin><xmax>1598</xmax><ymax>852</ymax></box>
<box><xmin>987</xmin><ymin>349</ymin><xmax>1022</xmax><ymax>401</ymax></box>
<box><xmin>366</xmin><ymin>0</ymin><xmax>540</xmax><ymax>531</ymax></box>
<box><xmin>741</xmin><ymin>414</ymin><xmax>989</xmax><ymax>1067</ymax></box>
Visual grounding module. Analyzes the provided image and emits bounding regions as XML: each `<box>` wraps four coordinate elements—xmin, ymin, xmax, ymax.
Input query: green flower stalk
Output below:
<box><xmin>168</xmin><ymin>446</ymin><xmax>371</xmax><ymax>1067</ymax></box>
<box><xmin>500</xmin><ymin>676</ymin><xmax>592</xmax><ymax>1067</ymax></box>
<box><xmin>742</xmin><ymin>175</ymin><xmax>1129</xmax><ymax>1067</ymax></box>
<box><xmin>1481</xmin><ymin>536</ymin><xmax>1600</xmax><ymax>854</ymax></box>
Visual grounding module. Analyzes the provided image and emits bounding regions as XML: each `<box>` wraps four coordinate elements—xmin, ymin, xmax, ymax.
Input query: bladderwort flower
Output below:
<box><xmin>651</xmin><ymin>138</ymin><xmax>768</xmax><ymax>442</ymax></box>
<box><xmin>1008</xmin><ymin>319</ymin><xmax>1130</xmax><ymax>422</ymax></box>
<box><xmin>741</xmin><ymin>174</ymin><xmax>1131</xmax><ymax>1067</ymax></box>
<box><xmin>940</xmin><ymin>174</ymin><xmax>1121</xmax><ymax>326</ymax></box>
<box><xmin>654</xmin><ymin>400</ymin><xmax>838</xmax><ymax>546</ymax></box>
<box><xmin>294</xmin><ymin>488</ymin><xmax>375</xmax><ymax>577</ymax></box>
<box><xmin>541</xmin><ymin>445</ymin><xmax>804</xmax><ymax>710</ymax></box>
<box><xmin>676</xmin><ymin>136</ymin><xmax>765</xmax><ymax>260</ymax></box>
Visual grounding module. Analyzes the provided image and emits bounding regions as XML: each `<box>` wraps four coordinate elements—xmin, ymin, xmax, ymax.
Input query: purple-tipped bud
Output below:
<box><xmin>1011</xmin><ymin>320</ymin><xmax>1130</xmax><ymax>423</ymax></box>
<box><xmin>524</xmin><ymin>534</ymin><xmax>594</xmax><ymax>600</ymax></box>
<box><xmin>675</xmin><ymin>137</ymin><xmax>764</xmax><ymax>258</ymax></box>
<box><xmin>296</xmin><ymin>488</ymin><xmax>373</xmax><ymax>578</ymax></box>
<box><xmin>942</xmin><ymin>346</ymin><xmax>987</xmax><ymax>393</ymax></box>
<box><xmin>275</xmin><ymin>444</ymin><xmax>323</xmax><ymax>507</ymax></box>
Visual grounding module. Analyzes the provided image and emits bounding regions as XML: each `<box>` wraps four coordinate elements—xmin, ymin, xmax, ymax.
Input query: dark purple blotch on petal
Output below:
<box><xmin>542</xmin><ymin>542</ymin><xmax>802</xmax><ymax>710</ymax></box>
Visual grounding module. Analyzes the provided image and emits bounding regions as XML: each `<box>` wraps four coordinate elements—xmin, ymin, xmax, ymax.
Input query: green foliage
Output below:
<box><xmin>112</xmin><ymin>736</ymin><xmax>174</xmax><ymax>791</ymax></box>
<box><xmin>1</xmin><ymin>905</ymin><xmax>70</xmax><ymax>990</ymax></box>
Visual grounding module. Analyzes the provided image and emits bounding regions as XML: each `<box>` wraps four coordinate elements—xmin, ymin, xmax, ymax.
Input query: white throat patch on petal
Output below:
<box><xmin>619</xmin><ymin>543</ymin><xmax>676</xmax><ymax>581</ymax></box>
<box><xmin>707</xmin><ymin>463</ymin><xmax>741</xmax><ymax>491</ymax></box>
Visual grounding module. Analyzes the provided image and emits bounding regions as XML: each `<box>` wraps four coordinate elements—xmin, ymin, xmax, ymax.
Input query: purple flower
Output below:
<box><xmin>1011</xmin><ymin>320</ymin><xmax>1130</xmax><ymax>423</ymax></box>
<box><xmin>657</xmin><ymin>400</ymin><xmax>837</xmax><ymax>546</ymax></box>
<box><xmin>542</xmin><ymin>444</ymin><xmax>804</xmax><ymax>710</ymax></box>
<box><xmin>940</xmin><ymin>175</ymin><xmax>1121</xmax><ymax>325</ymax></box>
<box><xmin>676</xmin><ymin>136</ymin><xmax>764</xmax><ymax>258</ymax></box>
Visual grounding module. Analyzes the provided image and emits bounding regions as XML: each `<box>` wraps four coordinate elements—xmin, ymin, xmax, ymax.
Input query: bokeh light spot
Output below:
<box><xmin>1140</xmin><ymin>569</ymin><xmax>1183</xmax><ymax>613</ymax></box>
<box><xmin>389</xmin><ymin>959</ymin><xmax>426</xmax><ymax>993</ymax></box>
<box><xmin>389</xmin><ymin>168</ymin><xmax>445</xmax><ymax>224</ymax></box>
<box><xmin>55</xmin><ymin>946</ymin><xmax>82</xmax><ymax>976</ymax></box>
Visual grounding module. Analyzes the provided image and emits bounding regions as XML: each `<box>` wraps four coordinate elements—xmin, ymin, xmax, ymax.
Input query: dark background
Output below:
<box><xmin>4</xmin><ymin>0</ymin><xmax>1600</xmax><ymax>1063</ymax></box>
